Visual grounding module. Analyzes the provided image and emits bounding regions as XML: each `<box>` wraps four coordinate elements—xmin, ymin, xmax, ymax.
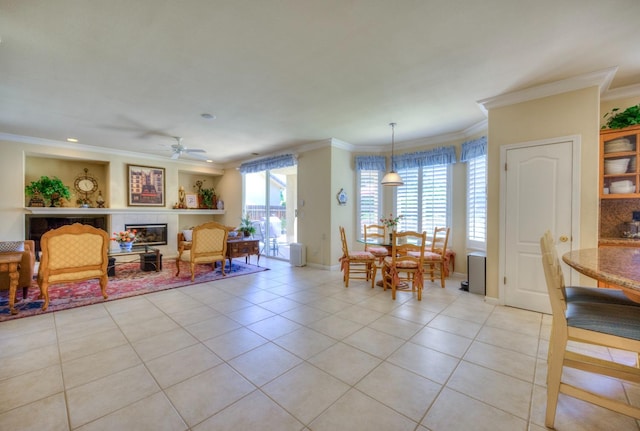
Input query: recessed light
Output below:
<box><xmin>206</xmin><ymin>159</ymin><xmax>213</xmax><ymax>163</ymax></box>
<box><xmin>201</xmin><ymin>113</ymin><xmax>216</xmax><ymax>120</ymax></box>
<box><xmin>67</xmin><ymin>137</ymin><xmax>79</xmax><ymax>143</ymax></box>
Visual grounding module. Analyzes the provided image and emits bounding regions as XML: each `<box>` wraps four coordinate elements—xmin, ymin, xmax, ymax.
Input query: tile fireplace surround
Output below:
<box><xmin>25</xmin><ymin>207</ymin><xmax>224</xmax><ymax>257</ymax></box>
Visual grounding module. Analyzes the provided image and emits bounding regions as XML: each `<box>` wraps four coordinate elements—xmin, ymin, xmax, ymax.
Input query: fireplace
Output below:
<box><xmin>125</xmin><ymin>223</ymin><xmax>168</xmax><ymax>246</ymax></box>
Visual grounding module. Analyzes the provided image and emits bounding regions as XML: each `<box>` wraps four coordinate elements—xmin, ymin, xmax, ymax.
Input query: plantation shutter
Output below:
<box><xmin>466</xmin><ymin>154</ymin><xmax>487</xmax><ymax>248</ymax></box>
<box><xmin>396</xmin><ymin>167</ymin><xmax>420</xmax><ymax>232</ymax></box>
<box><xmin>355</xmin><ymin>155</ymin><xmax>385</xmax><ymax>239</ymax></box>
<box><xmin>422</xmin><ymin>164</ymin><xmax>449</xmax><ymax>234</ymax></box>
<box><xmin>358</xmin><ymin>170</ymin><xmax>382</xmax><ymax>238</ymax></box>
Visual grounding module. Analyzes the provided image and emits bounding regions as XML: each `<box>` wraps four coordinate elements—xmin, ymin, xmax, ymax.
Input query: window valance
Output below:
<box><xmin>460</xmin><ymin>136</ymin><xmax>487</xmax><ymax>162</ymax></box>
<box><xmin>239</xmin><ymin>154</ymin><xmax>297</xmax><ymax>174</ymax></box>
<box><xmin>394</xmin><ymin>146</ymin><xmax>456</xmax><ymax>170</ymax></box>
<box><xmin>355</xmin><ymin>155</ymin><xmax>386</xmax><ymax>171</ymax></box>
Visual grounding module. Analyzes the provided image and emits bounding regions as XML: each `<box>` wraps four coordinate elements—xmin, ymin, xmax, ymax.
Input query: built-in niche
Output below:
<box><xmin>25</xmin><ymin>156</ymin><xmax>109</xmax><ymax>208</ymax></box>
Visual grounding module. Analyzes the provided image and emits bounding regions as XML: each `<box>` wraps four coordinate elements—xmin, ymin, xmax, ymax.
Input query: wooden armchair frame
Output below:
<box><xmin>37</xmin><ymin>223</ymin><xmax>109</xmax><ymax>311</ymax></box>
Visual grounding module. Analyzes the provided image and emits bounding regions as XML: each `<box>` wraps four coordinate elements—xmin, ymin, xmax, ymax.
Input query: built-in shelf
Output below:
<box><xmin>24</xmin><ymin>207</ymin><xmax>225</xmax><ymax>215</ymax></box>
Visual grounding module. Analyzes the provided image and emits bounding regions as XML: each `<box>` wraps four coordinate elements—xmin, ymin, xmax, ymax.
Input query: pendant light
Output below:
<box><xmin>381</xmin><ymin>122</ymin><xmax>404</xmax><ymax>186</ymax></box>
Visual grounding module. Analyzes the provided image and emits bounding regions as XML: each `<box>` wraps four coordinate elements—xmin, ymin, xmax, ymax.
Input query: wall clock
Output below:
<box><xmin>74</xmin><ymin>168</ymin><xmax>99</xmax><ymax>206</ymax></box>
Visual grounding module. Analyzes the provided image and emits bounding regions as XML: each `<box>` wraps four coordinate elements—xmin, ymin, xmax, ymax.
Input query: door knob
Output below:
<box><xmin>559</xmin><ymin>235</ymin><xmax>569</xmax><ymax>242</ymax></box>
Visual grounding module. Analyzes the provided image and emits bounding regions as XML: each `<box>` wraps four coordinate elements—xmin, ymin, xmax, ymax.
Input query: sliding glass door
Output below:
<box><xmin>243</xmin><ymin>165</ymin><xmax>297</xmax><ymax>260</ymax></box>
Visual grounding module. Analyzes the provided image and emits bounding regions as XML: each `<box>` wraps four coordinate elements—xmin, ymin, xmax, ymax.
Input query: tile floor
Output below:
<box><xmin>1</xmin><ymin>259</ymin><xmax>639</xmax><ymax>430</ymax></box>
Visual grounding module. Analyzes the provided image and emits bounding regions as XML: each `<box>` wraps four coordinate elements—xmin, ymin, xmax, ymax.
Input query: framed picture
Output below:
<box><xmin>127</xmin><ymin>164</ymin><xmax>165</xmax><ymax>206</ymax></box>
<box><xmin>185</xmin><ymin>193</ymin><xmax>198</xmax><ymax>209</ymax></box>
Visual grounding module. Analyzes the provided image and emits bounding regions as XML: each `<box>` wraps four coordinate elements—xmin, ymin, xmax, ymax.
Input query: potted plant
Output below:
<box><xmin>25</xmin><ymin>176</ymin><xmax>71</xmax><ymax>207</ymax></box>
<box><xmin>602</xmin><ymin>104</ymin><xmax>640</xmax><ymax>129</ymax></box>
<box><xmin>199</xmin><ymin>187</ymin><xmax>217</xmax><ymax>209</ymax></box>
<box><xmin>238</xmin><ymin>215</ymin><xmax>256</xmax><ymax>237</ymax></box>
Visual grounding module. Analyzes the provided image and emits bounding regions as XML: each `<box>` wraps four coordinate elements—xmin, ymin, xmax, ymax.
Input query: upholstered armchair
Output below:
<box><xmin>0</xmin><ymin>240</ymin><xmax>35</xmax><ymax>300</ymax></box>
<box><xmin>176</xmin><ymin>221</ymin><xmax>228</xmax><ymax>281</ymax></box>
<box><xmin>37</xmin><ymin>223</ymin><xmax>109</xmax><ymax>311</ymax></box>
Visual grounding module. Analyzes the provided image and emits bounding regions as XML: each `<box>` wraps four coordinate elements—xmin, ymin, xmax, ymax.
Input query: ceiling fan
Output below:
<box><xmin>169</xmin><ymin>137</ymin><xmax>209</xmax><ymax>161</ymax></box>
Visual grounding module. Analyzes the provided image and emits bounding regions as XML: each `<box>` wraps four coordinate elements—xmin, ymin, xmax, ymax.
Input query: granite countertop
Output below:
<box><xmin>599</xmin><ymin>238</ymin><xmax>640</xmax><ymax>247</ymax></box>
<box><xmin>563</xmin><ymin>247</ymin><xmax>640</xmax><ymax>292</ymax></box>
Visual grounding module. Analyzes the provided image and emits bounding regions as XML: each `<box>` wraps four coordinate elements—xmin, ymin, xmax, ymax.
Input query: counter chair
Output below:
<box><xmin>542</xmin><ymin>230</ymin><xmax>640</xmax><ymax>306</ymax></box>
<box><xmin>382</xmin><ymin>230</ymin><xmax>427</xmax><ymax>300</ymax></box>
<box><xmin>338</xmin><ymin>226</ymin><xmax>377</xmax><ymax>288</ymax></box>
<box><xmin>37</xmin><ymin>223</ymin><xmax>109</xmax><ymax>311</ymax></box>
<box><xmin>540</xmin><ymin>234</ymin><xmax>640</xmax><ymax>428</ymax></box>
<box><xmin>176</xmin><ymin>221</ymin><xmax>228</xmax><ymax>281</ymax></box>
<box><xmin>363</xmin><ymin>224</ymin><xmax>388</xmax><ymax>264</ymax></box>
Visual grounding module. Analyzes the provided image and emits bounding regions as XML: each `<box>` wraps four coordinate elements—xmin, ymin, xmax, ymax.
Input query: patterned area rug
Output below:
<box><xmin>0</xmin><ymin>259</ymin><xmax>268</xmax><ymax>321</ymax></box>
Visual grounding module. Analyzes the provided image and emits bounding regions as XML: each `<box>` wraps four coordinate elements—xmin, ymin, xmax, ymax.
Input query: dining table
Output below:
<box><xmin>562</xmin><ymin>247</ymin><xmax>640</xmax><ymax>300</ymax></box>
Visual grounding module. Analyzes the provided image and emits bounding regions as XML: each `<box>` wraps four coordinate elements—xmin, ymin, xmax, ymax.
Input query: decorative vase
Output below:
<box><xmin>119</xmin><ymin>242</ymin><xmax>134</xmax><ymax>252</ymax></box>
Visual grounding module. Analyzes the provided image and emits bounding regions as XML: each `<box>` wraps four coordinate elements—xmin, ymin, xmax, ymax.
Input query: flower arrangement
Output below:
<box><xmin>111</xmin><ymin>229</ymin><xmax>137</xmax><ymax>244</ymax></box>
<box><xmin>380</xmin><ymin>214</ymin><xmax>403</xmax><ymax>230</ymax></box>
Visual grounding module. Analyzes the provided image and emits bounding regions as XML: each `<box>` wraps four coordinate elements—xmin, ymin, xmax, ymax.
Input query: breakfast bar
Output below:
<box><xmin>562</xmin><ymin>247</ymin><xmax>640</xmax><ymax>299</ymax></box>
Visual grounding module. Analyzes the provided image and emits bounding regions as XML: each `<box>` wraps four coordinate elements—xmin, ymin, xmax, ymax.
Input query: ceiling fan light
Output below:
<box><xmin>381</xmin><ymin>171</ymin><xmax>404</xmax><ymax>186</ymax></box>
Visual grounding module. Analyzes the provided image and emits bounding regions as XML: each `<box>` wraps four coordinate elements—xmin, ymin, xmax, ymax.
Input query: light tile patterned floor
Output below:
<box><xmin>1</xmin><ymin>259</ymin><xmax>639</xmax><ymax>430</ymax></box>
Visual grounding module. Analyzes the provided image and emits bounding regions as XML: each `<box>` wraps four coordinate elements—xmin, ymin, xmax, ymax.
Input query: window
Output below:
<box><xmin>466</xmin><ymin>154</ymin><xmax>487</xmax><ymax>249</ymax></box>
<box><xmin>461</xmin><ymin>136</ymin><xmax>487</xmax><ymax>250</ymax></box>
<box><xmin>357</xmin><ymin>169</ymin><xmax>382</xmax><ymax>239</ymax></box>
<box><xmin>396</xmin><ymin>164</ymin><xmax>450</xmax><ymax>234</ymax></box>
<box><xmin>355</xmin><ymin>155</ymin><xmax>386</xmax><ymax>239</ymax></box>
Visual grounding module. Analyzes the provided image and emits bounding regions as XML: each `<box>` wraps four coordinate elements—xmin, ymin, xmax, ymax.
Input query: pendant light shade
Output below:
<box><xmin>381</xmin><ymin>122</ymin><xmax>404</xmax><ymax>186</ymax></box>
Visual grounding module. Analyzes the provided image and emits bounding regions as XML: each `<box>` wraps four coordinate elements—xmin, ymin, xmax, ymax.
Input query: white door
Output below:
<box><xmin>502</xmin><ymin>138</ymin><xmax>578</xmax><ymax>314</ymax></box>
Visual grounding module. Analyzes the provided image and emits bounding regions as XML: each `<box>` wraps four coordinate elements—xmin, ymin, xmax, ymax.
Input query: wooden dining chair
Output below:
<box><xmin>540</xmin><ymin>233</ymin><xmax>640</xmax><ymax>428</ymax></box>
<box><xmin>382</xmin><ymin>230</ymin><xmax>427</xmax><ymax>300</ymax></box>
<box><xmin>422</xmin><ymin>226</ymin><xmax>450</xmax><ymax>288</ymax></box>
<box><xmin>338</xmin><ymin>226</ymin><xmax>377</xmax><ymax>288</ymax></box>
<box><xmin>363</xmin><ymin>224</ymin><xmax>388</xmax><ymax>264</ymax></box>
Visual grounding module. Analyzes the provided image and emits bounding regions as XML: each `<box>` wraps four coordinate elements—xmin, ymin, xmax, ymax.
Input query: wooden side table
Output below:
<box><xmin>227</xmin><ymin>238</ymin><xmax>260</xmax><ymax>267</ymax></box>
<box><xmin>0</xmin><ymin>252</ymin><xmax>24</xmax><ymax>315</ymax></box>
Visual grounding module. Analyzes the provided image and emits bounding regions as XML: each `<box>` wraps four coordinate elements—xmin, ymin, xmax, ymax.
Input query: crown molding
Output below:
<box><xmin>478</xmin><ymin>67</ymin><xmax>619</xmax><ymax>110</ymax></box>
<box><xmin>601</xmin><ymin>82</ymin><xmax>640</xmax><ymax>101</ymax></box>
<box><xmin>0</xmin><ymin>132</ymin><xmax>224</xmax><ymax>172</ymax></box>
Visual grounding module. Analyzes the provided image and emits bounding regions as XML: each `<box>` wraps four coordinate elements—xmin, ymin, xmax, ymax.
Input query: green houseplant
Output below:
<box><xmin>238</xmin><ymin>215</ymin><xmax>256</xmax><ymax>237</ymax></box>
<box><xmin>602</xmin><ymin>104</ymin><xmax>640</xmax><ymax>129</ymax></box>
<box><xmin>25</xmin><ymin>176</ymin><xmax>71</xmax><ymax>207</ymax></box>
<box><xmin>200</xmin><ymin>187</ymin><xmax>216</xmax><ymax>208</ymax></box>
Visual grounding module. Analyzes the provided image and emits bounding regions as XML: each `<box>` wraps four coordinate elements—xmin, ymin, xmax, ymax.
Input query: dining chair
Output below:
<box><xmin>540</xmin><ymin>234</ymin><xmax>640</xmax><ymax>428</ymax></box>
<box><xmin>542</xmin><ymin>230</ymin><xmax>640</xmax><ymax>306</ymax></box>
<box><xmin>363</xmin><ymin>224</ymin><xmax>388</xmax><ymax>264</ymax></box>
<box><xmin>382</xmin><ymin>230</ymin><xmax>427</xmax><ymax>300</ymax></box>
<box><xmin>338</xmin><ymin>226</ymin><xmax>377</xmax><ymax>288</ymax></box>
<box><xmin>422</xmin><ymin>226</ymin><xmax>450</xmax><ymax>288</ymax></box>
<box><xmin>37</xmin><ymin>223</ymin><xmax>109</xmax><ymax>311</ymax></box>
<box><xmin>176</xmin><ymin>221</ymin><xmax>228</xmax><ymax>281</ymax></box>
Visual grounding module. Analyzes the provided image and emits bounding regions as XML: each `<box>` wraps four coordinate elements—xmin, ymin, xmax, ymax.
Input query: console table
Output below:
<box><xmin>227</xmin><ymin>238</ymin><xmax>260</xmax><ymax>267</ymax></box>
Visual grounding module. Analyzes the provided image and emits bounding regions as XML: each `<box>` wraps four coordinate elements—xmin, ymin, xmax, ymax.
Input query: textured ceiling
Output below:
<box><xmin>1</xmin><ymin>0</ymin><xmax>639</xmax><ymax>164</ymax></box>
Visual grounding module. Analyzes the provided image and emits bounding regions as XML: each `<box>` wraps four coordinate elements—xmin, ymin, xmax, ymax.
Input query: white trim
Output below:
<box><xmin>24</xmin><ymin>207</ymin><xmax>225</xmax><ymax>215</ymax></box>
<box><xmin>478</xmin><ymin>67</ymin><xmax>618</xmax><ymax>110</ymax></box>
<box><xmin>601</xmin><ymin>82</ymin><xmax>640</xmax><ymax>101</ymax></box>
<box><xmin>498</xmin><ymin>135</ymin><xmax>581</xmax><ymax>306</ymax></box>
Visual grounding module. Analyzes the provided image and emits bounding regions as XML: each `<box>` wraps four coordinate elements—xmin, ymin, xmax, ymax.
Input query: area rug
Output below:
<box><xmin>0</xmin><ymin>260</ymin><xmax>268</xmax><ymax>322</ymax></box>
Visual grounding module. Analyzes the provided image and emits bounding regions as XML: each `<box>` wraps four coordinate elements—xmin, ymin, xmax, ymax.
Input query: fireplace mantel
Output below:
<box><xmin>24</xmin><ymin>207</ymin><xmax>225</xmax><ymax>215</ymax></box>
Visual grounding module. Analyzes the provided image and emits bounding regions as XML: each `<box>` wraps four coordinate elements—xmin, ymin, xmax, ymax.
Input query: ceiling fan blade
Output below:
<box><xmin>171</xmin><ymin>152</ymin><xmax>180</xmax><ymax>160</ymax></box>
<box><xmin>183</xmin><ymin>152</ymin><xmax>211</xmax><ymax>161</ymax></box>
<box><xmin>184</xmin><ymin>148</ymin><xmax>206</xmax><ymax>153</ymax></box>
